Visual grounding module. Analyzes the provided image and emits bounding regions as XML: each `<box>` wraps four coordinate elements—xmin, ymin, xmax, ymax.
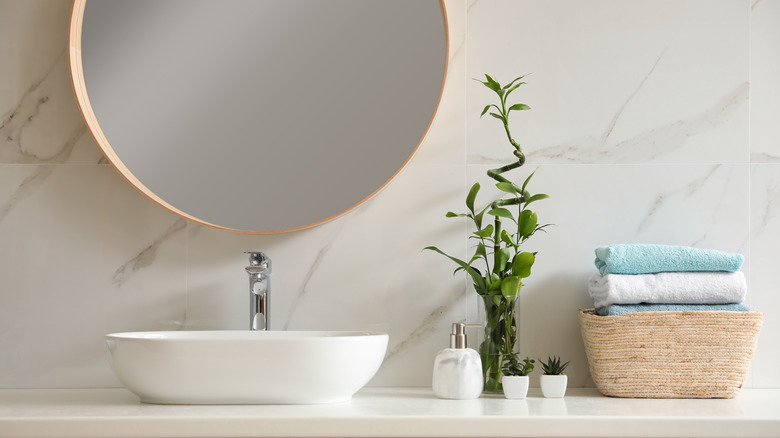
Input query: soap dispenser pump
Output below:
<box><xmin>432</xmin><ymin>323</ymin><xmax>484</xmax><ymax>399</ymax></box>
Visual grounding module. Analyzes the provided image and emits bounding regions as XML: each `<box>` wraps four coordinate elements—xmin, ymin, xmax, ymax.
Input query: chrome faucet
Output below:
<box><xmin>245</xmin><ymin>252</ymin><xmax>271</xmax><ymax>331</ymax></box>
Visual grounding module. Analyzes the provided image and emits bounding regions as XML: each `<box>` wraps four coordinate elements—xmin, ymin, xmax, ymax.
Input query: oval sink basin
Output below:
<box><xmin>106</xmin><ymin>330</ymin><xmax>388</xmax><ymax>405</ymax></box>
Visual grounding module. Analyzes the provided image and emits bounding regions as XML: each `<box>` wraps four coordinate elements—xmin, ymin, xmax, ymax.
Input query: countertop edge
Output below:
<box><xmin>1</xmin><ymin>388</ymin><xmax>779</xmax><ymax>438</ymax></box>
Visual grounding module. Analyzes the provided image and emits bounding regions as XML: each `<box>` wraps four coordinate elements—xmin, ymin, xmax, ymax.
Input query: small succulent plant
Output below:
<box><xmin>502</xmin><ymin>353</ymin><xmax>535</xmax><ymax>377</ymax></box>
<box><xmin>539</xmin><ymin>356</ymin><xmax>570</xmax><ymax>375</ymax></box>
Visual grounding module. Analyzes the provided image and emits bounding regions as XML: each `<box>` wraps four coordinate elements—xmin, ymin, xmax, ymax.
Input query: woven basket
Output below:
<box><xmin>579</xmin><ymin>308</ymin><xmax>763</xmax><ymax>399</ymax></box>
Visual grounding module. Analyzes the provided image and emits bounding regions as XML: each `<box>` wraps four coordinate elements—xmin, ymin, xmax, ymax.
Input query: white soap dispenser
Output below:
<box><xmin>432</xmin><ymin>323</ymin><xmax>484</xmax><ymax>399</ymax></box>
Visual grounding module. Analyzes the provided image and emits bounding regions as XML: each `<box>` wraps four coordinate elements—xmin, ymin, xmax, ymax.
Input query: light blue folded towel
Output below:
<box><xmin>594</xmin><ymin>244</ymin><xmax>744</xmax><ymax>275</ymax></box>
<box><xmin>595</xmin><ymin>303</ymin><xmax>751</xmax><ymax>316</ymax></box>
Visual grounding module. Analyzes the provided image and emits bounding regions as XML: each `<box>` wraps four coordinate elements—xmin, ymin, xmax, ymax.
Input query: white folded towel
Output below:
<box><xmin>588</xmin><ymin>271</ymin><xmax>747</xmax><ymax>308</ymax></box>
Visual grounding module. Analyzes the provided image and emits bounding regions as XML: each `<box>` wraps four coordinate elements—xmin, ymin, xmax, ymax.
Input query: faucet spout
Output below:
<box><xmin>245</xmin><ymin>252</ymin><xmax>271</xmax><ymax>331</ymax></box>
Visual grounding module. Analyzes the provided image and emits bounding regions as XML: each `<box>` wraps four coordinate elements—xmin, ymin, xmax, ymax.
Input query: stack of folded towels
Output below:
<box><xmin>588</xmin><ymin>244</ymin><xmax>749</xmax><ymax>316</ymax></box>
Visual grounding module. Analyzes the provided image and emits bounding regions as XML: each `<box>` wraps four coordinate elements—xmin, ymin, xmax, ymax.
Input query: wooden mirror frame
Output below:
<box><xmin>68</xmin><ymin>0</ymin><xmax>449</xmax><ymax>233</ymax></box>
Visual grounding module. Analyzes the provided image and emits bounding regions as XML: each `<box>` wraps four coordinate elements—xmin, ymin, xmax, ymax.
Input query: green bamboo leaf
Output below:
<box><xmin>512</xmin><ymin>251</ymin><xmax>535</xmax><ymax>278</ymax></box>
<box><xmin>501</xmin><ymin>275</ymin><xmax>521</xmax><ymax>297</ymax></box>
<box><xmin>521</xmin><ymin>171</ymin><xmax>536</xmax><ymax>194</ymax></box>
<box><xmin>488</xmin><ymin>207</ymin><xmax>514</xmax><ymax>220</ymax></box>
<box><xmin>495</xmin><ymin>247</ymin><xmax>511</xmax><ymax>273</ymax></box>
<box><xmin>508</xmin><ymin>103</ymin><xmax>531</xmax><ymax>111</ymax></box>
<box><xmin>517</xmin><ymin>210</ymin><xmax>537</xmax><ymax>238</ymax></box>
<box><xmin>478</xmin><ymin>80</ymin><xmax>499</xmax><ymax>92</ymax></box>
<box><xmin>446</xmin><ymin>211</ymin><xmax>469</xmax><ymax>218</ymax></box>
<box><xmin>495</xmin><ymin>182</ymin><xmax>514</xmax><ymax>193</ymax></box>
<box><xmin>466</xmin><ymin>182</ymin><xmax>480</xmax><ymax>213</ymax></box>
<box><xmin>424</xmin><ymin>246</ymin><xmax>486</xmax><ymax>293</ymax></box>
<box><xmin>486</xmin><ymin>272</ymin><xmax>502</xmax><ymax>291</ymax></box>
<box><xmin>500</xmin><ymin>229</ymin><xmax>517</xmax><ymax>247</ymax></box>
<box><xmin>489</xmin><ymin>112</ymin><xmax>504</xmax><ymax>121</ymax></box>
<box><xmin>474</xmin><ymin>224</ymin><xmax>494</xmax><ymax>238</ymax></box>
<box><xmin>469</xmin><ymin>242</ymin><xmax>487</xmax><ymax>265</ymax></box>
<box><xmin>480</xmin><ymin>104</ymin><xmax>501</xmax><ymax>118</ymax></box>
<box><xmin>502</xmin><ymin>74</ymin><xmax>527</xmax><ymax>90</ymax></box>
<box><xmin>484</xmin><ymin>74</ymin><xmax>501</xmax><ymax>91</ymax></box>
<box><xmin>455</xmin><ymin>264</ymin><xmax>482</xmax><ymax>278</ymax></box>
<box><xmin>474</xmin><ymin>205</ymin><xmax>490</xmax><ymax>229</ymax></box>
<box><xmin>525</xmin><ymin>193</ymin><xmax>550</xmax><ymax>206</ymax></box>
<box><xmin>504</xmin><ymin>82</ymin><xmax>526</xmax><ymax>96</ymax></box>
<box><xmin>496</xmin><ymin>182</ymin><xmax>521</xmax><ymax>195</ymax></box>
<box><xmin>534</xmin><ymin>224</ymin><xmax>552</xmax><ymax>234</ymax></box>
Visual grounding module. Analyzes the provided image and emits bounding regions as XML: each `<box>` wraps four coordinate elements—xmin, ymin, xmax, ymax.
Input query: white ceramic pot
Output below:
<box><xmin>540</xmin><ymin>374</ymin><xmax>567</xmax><ymax>398</ymax></box>
<box><xmin>501</xmin><ymin>375</ymin><xmax>530</xmax><ymax>399</ymax></box>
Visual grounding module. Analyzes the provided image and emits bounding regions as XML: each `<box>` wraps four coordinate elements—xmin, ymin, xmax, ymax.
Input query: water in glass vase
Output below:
<box><xmin>480</xmin><ymin>294</ymin><xmax>519</xmax><ymax>393</ymax></box>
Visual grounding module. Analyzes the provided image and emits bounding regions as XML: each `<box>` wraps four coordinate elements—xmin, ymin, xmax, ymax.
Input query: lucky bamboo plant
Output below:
<box><xmin>425</xmin><ymin>74</ymin><xmax>549</xmax><ymax>393</ymax></box>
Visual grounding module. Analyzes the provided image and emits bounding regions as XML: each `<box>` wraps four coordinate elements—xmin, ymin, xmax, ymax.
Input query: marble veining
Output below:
<box><xmin>0</xmin><ymin>165</ymin><xmax>55</xmax><ymax>222</ymax></box>
<box><xmin>754</xmin><ymin>173</ymin><xmax>780</xmax><ymax>235</ymax></box>
<box><xmin>635</xmin><ymin>165</ymin><xmax>721</xmax><ymax>234</ymax></box>
<box><xmin>0</xmin><ymin>52</ymin><xmax>83</xmax><ymax>164</ymax></box>
<box><xmin>527</xmin><ymin>83</ymin><xmax>748</xmax><ymax>164</ymax></box>
<box><xmin>599</xmin><ymin>46</ymin><xmax>668</xmax><ymax>145</ymax></box>
<box><xmin>384</xmin><ymin>286</ymin><xmax>467</xmax><ymax>363</ymax></box>
<box><xmin>751</xmin><ymin>152</ymin><xmax>780</xmax><ymax>163</ymax></box>
<box><xmin>281</xmin><ymin>218</ymin><xmax>347</xmax><ymax>330</ymax></box>
<box><xmin>111</xmin><ymin>219</ymin><xmax>187</xmax><ymax>287</ymax></box>
<box><xmin>637</xmin><ymin>165</ymin><xmax>747</xmax><ymax>251</ymax></box>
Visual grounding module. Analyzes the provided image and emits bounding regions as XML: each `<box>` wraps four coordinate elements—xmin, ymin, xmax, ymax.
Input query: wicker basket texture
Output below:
<box><xmin>579</xmin><ymin>308</ymin><xmax>763</xmax><ymax>399</ymax></box>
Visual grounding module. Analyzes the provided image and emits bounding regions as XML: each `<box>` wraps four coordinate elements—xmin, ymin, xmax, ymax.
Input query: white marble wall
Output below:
<box><xmin>749</xmin><ymin>0</ymin><xmax>780</xmax><ymax>389</ymax></box>
<box><xmin>0</xmin><ymin>0</ymin><xmax>778</xmax><ymax>389</ymax></box>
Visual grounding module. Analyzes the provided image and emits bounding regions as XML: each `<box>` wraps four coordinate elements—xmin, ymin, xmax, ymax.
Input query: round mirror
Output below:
<box><xmin>69</xmin><ymin>0</ymin><xmax>447</xmax><ymax>233</ymax></box>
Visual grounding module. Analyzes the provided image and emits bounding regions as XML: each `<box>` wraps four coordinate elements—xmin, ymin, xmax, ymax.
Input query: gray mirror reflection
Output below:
<box><xmin>79</xmin><ymin>0</ymin><xmax>446</xmax><ymax>232</ymax></box>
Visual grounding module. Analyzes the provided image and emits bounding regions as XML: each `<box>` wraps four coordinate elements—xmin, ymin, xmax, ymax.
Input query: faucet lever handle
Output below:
<box><xmin>245</xmin><ymin>251</ymin><xmax>272</xmax><ymax>271</ymax></box>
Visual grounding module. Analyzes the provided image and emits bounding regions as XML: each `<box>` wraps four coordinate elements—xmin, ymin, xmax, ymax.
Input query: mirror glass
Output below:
<box><xmin>70</xmin><ymin>0</ymin><xmax>447</xmax><ymax>232</ymax></box>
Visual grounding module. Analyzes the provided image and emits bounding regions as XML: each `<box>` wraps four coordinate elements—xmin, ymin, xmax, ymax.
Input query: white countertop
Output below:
<box><xmin>1</xmin><ymin>387</ymin><xmax>779</xmax><ymax>438</ymax></box>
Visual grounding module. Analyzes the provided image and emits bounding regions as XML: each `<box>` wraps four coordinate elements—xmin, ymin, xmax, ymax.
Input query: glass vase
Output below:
<box><xmin>479</xmin><ymin>293</ymin><xmax>519</xmax><ymax>393</ymax></box>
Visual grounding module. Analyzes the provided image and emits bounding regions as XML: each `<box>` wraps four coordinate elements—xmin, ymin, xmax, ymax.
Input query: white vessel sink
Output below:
<box><xmin>106</xmin><ymin>330</ymin><xmax>388</xmax><ymax>405</ymax></box>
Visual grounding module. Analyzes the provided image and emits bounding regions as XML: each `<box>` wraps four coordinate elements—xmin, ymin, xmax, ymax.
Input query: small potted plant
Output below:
<box><xmin>539</xmin><ymin>356</ymin><xmax>570</xmax><ymax>398</ymax></box>
<box><xmin>501</xmin><ymin>354</ymin><xmax>534</xmax><ymax>399</ymax></box>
